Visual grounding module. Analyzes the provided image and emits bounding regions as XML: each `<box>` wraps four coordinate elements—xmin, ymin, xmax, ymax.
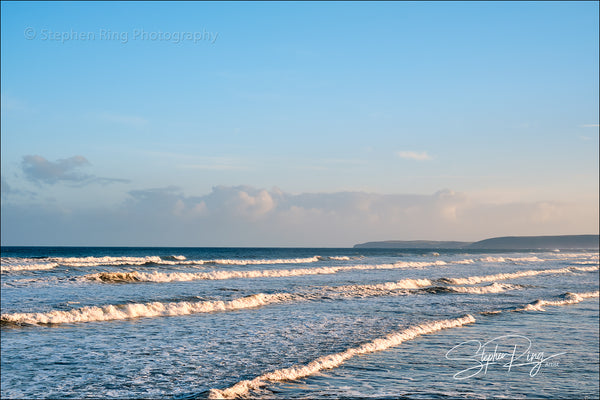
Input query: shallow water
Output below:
<box><xmin>1</xmin><ymin>247</ymin><xmax>598</xmax><ymax>399</ymax></box>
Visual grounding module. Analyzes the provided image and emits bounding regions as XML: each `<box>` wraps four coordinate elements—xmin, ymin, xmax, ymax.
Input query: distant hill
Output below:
<box><xmin>466</xmin><ymin>235</ymin><xmax>599</xmax><ymax>250</ymax></box>
<box><xmin>353</xmin><ymin>240</ymin><xmax>470</xmax><ymax>249</ymax></box>
<box><xmin>354</xmin><ymin>235</ymin><xmax>599</xmax><ymax>250</ymax></box>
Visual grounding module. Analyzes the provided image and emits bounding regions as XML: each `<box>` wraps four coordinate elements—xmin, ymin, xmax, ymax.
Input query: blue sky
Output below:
<box><xmin>1</xmin><ymin>1</ymin><xmax>598</xmax><ymax>246</ymax></box>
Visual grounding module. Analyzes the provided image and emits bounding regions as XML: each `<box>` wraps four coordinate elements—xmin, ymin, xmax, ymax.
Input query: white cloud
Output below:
<box><xmin>205</xmin><ymin>186</ymin><xmax>276</xmax><ymax>219</ymax></box>
<box><xmin>396</xmin><ymin>151</ymin><xmax>432</xmax><ymax>161</ymax></box>
<box><xmin>579</xmin><ymin>124</ymin><xmax>599</xmax><ymax>128</ymax></box>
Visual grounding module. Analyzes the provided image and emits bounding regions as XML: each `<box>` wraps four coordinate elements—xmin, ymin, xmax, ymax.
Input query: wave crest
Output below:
<box><xmin>0</xmin><ymin>293</ymin><xmax>296</xmax><ymax>326</ymax></box>
<box><xmin>1</xmin><ymin>260</ymin><xmax>59</xmax><ymax>273</ymax></box>
<box><xmin>515</xmin><ymin>291</ymin><xmax>599</xmax><ymax>312</ymax></box>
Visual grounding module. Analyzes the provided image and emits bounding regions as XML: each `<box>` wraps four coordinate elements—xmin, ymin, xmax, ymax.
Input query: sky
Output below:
<box><xmin>1</xmin><ymin>1</ymin><xmax>598</xmax><ymax>247</ymax></box>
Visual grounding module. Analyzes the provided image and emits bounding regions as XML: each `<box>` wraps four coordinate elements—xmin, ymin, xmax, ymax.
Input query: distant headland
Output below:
<box><xmin>354</xmin><ymin>235</ymin><xmax>599</xmax><ymax>250</ymax></box>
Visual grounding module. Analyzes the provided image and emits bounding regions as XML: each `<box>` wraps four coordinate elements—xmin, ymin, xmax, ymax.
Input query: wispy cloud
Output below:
<box><xmin>21</xmin><ymin>155</ymin><xmax>130</xmax><ymax>186</ymax></box>
<box><xmin>1</xmin><ymin>176</ymin><xmax>14</xmax><ymax>198</ymax></box>
<box><xmin>96</xmin><ymin>112</ymin><xmax>148</xmax><ymax>128</ymax></box>
<box><xmin>1</xmin><ymin>94</ymin><xmax>30</xmax><ymax>112</ymax></box>
<box><xmin>396</xmin><ymin>151</ymin><xmax>433</xmax><ymax>161</ymax></box>
<box><xmin>178</xmin><ymin>164</ymin><xmax>246</xmax><ymax>171</ymax></box>
<box><xmin>579</xmin><ymin>124</ymin><xmax>599</xmax><ymax>128</ymax></box>
<box><xmin>177</xmin><ymin>156</ymin><xmax>248</xmax><ymax>171</ymax></box>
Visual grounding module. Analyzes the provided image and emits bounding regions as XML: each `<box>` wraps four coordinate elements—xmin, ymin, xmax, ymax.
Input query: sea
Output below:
<box><xmin>1</xmin><ymin>246</ymin><xmax>598</xmax><ymax>399</ymax></box>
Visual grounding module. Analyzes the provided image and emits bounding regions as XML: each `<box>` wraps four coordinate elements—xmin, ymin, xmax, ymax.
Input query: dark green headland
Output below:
<box><xmin>354</xmin><ymin>235</ymin><xmax>599</xmax><ymax>250</ymax></box>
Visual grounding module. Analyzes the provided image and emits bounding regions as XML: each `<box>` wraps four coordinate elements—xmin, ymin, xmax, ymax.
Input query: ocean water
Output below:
<box><xmin>1</xmin><ymin>247</ymin><xmax>598</xmax><ymax>399</ymax></box>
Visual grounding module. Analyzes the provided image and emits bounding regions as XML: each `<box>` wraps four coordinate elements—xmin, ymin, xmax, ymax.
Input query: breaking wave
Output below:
<box><xmin>1</xmin><ymin>269</ymin><xmax>593</xmax><ymax>327</ymax></box>
<box><xmin>444</xmin><ymin>282</ymin><xmax>522</xmax><ymax>294</ymax></box>
<box><xmin>0</xmin><ymin>255</ymin><xmax>341</xmax><ymax>272</ymax></box>
<box><xmin>86</xmin><ymin>264</ymin><xmax>598</xmax><ymax>285</ymax></box>
<box><xmin>0</xmin><ymin>293</ymin><xmax>296</xmax><ymax>326</ymax></box>
<box><xmin>207</xmin><ymin>315</ymin><xmax>477</xmax><ymax>399</ymax></box>
<box><xmin>327</xmin><ymin>281</ymin><xmax>521</xmax><ymax>297</ymax></box>
<box><xmin>1</xmin><ymin>259</ymin><xmax>59</xmax><ymax>273</ymax></box>
<box><xmin>86</xmin><ymin>261</ymin><xmax>448</xmax><ymax>283</ymax></box>
<box><xmin>0</xmin><ymin>277</ymin><xmax>525</xmax><ymax>327</ymax></box>
<box><xmin>439</xmin><ymin>265</ymin><xmax>598</xmax><ymax>285</ymax></box>
<box><xmin>3</xmin><ymin>251</ymin><xmax>595</xmax><ymax>273</ymax></box>
<box><xmin>162</xmin><ymin>255</ymin><xmax>188</xmax><ymax>261</ymax></box>
<box><xmin>514</xmin><ymin>291</ymin><xmax>599</xmax><ymax>312</ymax></box>
<box><xmin>320</xmin><ymin>256</ymin><xmax>351</xmax><ymax>261</ymax></box>
<box><xmin>203</xmin><ymin>257</ymin><xmax>321</xmax><ymax>266</ymax></box>
<box><xmin>478</xmin><ymin>256</ymin><xmax>543</xmax><ymax>263</ymax></box>
<box><xmin>554</xmin><ymin>252</ymin><xmax>599</xmax><ymax>260</ymax></box>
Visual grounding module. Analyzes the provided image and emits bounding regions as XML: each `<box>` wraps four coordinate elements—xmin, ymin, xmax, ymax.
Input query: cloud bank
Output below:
<box><xmin>1</xmin><ymin>185</ymin><xmax>597</xmax><ymax>246</ymax></box>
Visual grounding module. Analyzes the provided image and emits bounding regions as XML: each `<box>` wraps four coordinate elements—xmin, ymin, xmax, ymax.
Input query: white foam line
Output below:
<box><xmin>86</xmin><ymin>261</ymin><xmax>447</xmax><ymax>283</ymax></box>
<box><xmin>333</xmin><ymin>278</ymin><xmax>434</xmax><ymax>292</ymax></box>
<box><xmin>4</xmin><ymin>250</ymin><xmax>596</xmax><ymax>273</ymax></box>
<box><xmin>0</xmin><ymin>256</ymin><xmax>326</xmax><ymax>271</ymax></box>
<box><xmin>514</xmin><ymin>291</ymin><xmax>599</xmax><ymax>312</ymax></box>
<box><xmin>0</xmin><ymin>262</ymin><xmax>59</xmax><ymax>273</ymax></box>
<box><xmin>0</xmin><ymin>293</ymin><xmax>296</xmax><ymax>326</ymax></box>
<box><xmin>451</xmin><ymin>259</ymin><xmax>475</xmax><ymax>264</ymax></box>
<box><xmin>332</xmin><ymin>282</ymin><xmax>521</xmax><ymax>297</ymax></box>
<box><xmin>51</xmin><ymin>256</ymin><xmax>166</xmax><ymax>267</ymax></box>
<box><xmin>86</xmin><ymin>264</ymin><xmax>598</xmax><ymax>286</ymax></box>
<box><xmin>443</xmin><ymin>265</ymin><xmax>598</xmax><ymax>285</ymax></box>
<box><xmin>478</xmin><ymin>256</ymin><xmax>544</xmax><ymax>263</ymax></box>
<box><xmin>207</xmin><ymin>257</ymin><xmax>322</xmax><ymax>265</ymax></box>
<box><xmin>6</xmin><ymin>263</ymin><xmax>597</xmax><ymax>291</ymax></box>
<box><xmin>207</xmin><ymin>315</ymin><xmax>476</xmax><ymax>399</ymax></box>
<box><xmin>447</xmin><ymin>282</ymin><xmax>520</xmax><ymax>294</ymax></box>
<box><xmin>553</xmin><ymin>252</ymin><xmax>599</xmax><ymax>260</ymax></box>
<box><xmin>0</xmin><ymin>278</ymin><xmax>430</xmax><ymax>326</ymax></box>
